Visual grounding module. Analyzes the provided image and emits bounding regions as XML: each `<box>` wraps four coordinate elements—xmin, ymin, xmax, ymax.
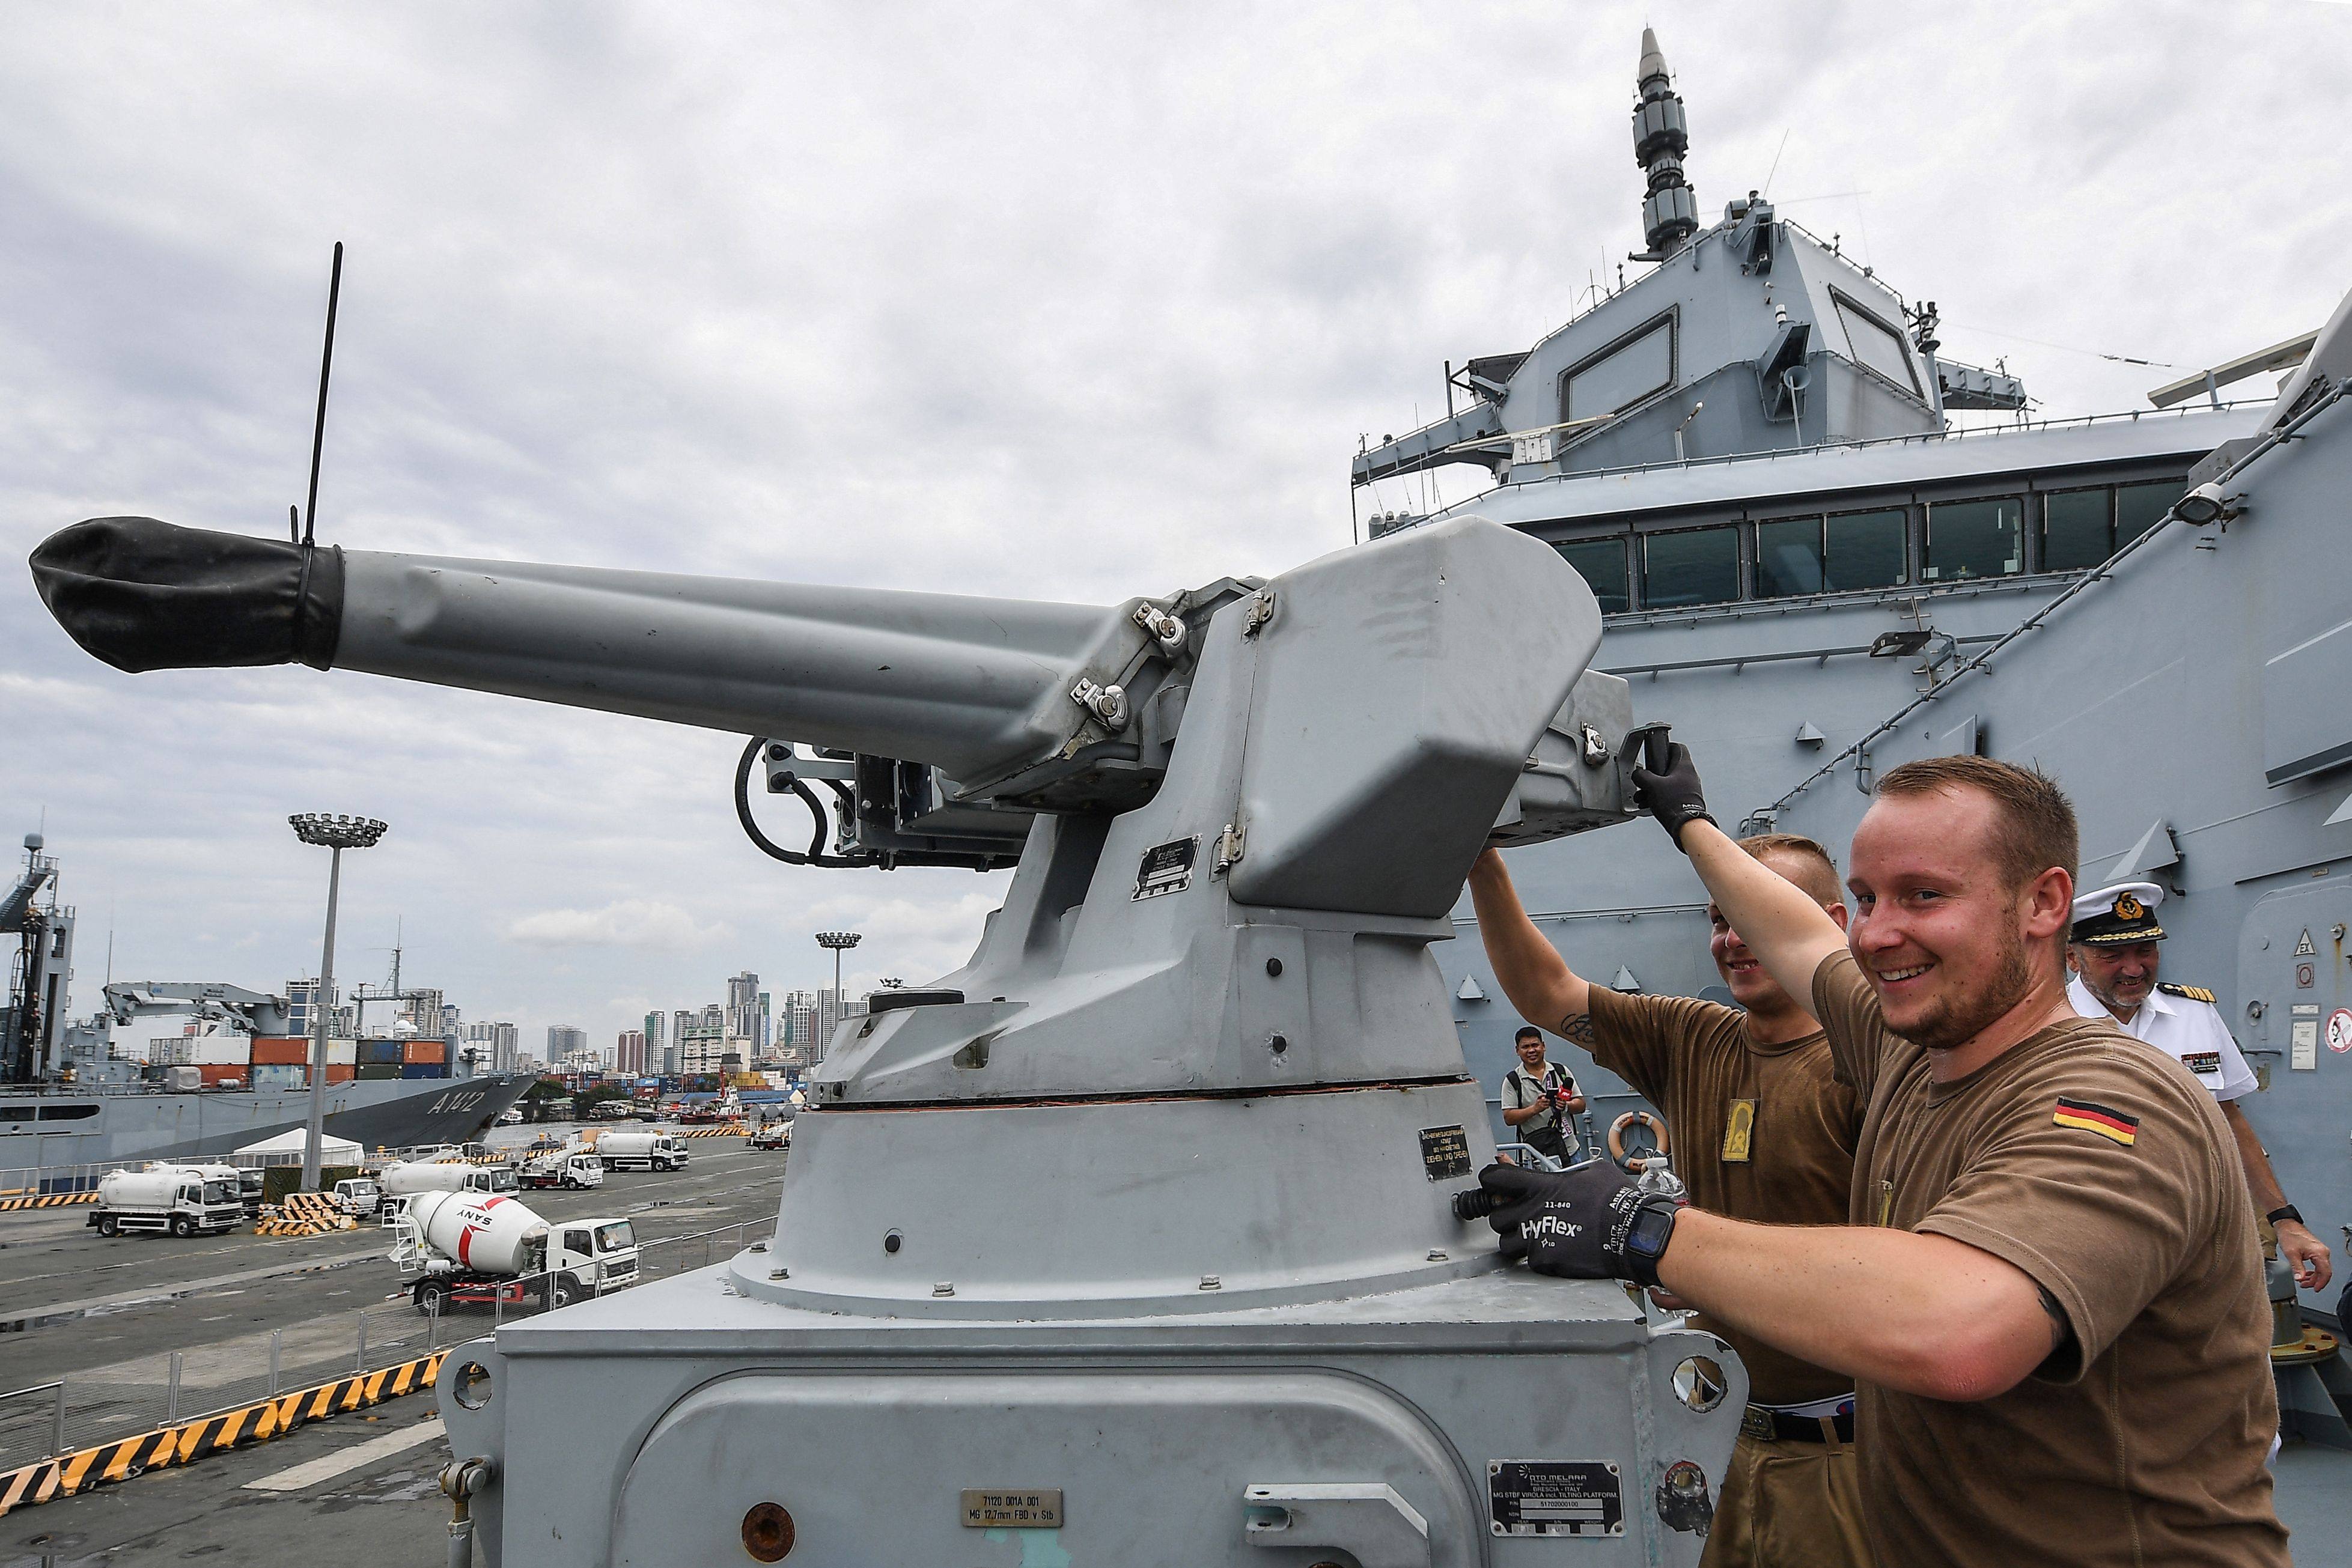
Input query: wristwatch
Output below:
<box><xmin>1616</xmin><ymin>1194</ymin><xmax>1681</xmax><ymax>1289</ymax></box>
<box><xmin>2266</xmin><ymin>1205</ymin><xmax>2305</xmax><ymax>1228</ymax></box>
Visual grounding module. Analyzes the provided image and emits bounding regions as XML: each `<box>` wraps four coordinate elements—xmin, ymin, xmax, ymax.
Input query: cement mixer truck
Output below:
<box><xmin>390</xmin><ymin>1188</ymin><xmax>638</xmax><ymax>1314</ymax></box>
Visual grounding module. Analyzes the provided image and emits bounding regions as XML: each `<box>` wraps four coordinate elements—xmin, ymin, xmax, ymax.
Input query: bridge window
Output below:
<box><xmin>2043</xmin><ymin>488</ymin><xmax>2113</xmax><ymax>573</ymax></box>
<box><xmin>1827</xmin><ymin>508</ymin><xmax>1909</xmax><ymax>590</ymax></box>
<box><xmin>1756</xmin><ymin>508</ymin><xmax>1909</xmax><ymax>597</ymax></box>
<box><xmin>1555</xmin><ymin>538</ymin><xmax>1630</xmax><ymax>615</ymax></box>
<box><xmin>2042</xmin><ymin>480</ymin><xmax>2186</xmax><ymax>571</ymax></box>
<box><xmin>1563</xmin><ymin>316</ymin><xmax>1677</xmax><ymax>422</ymax></box>
<box><xmin>1924</xmin><ymin>497</ymin><xmax>2021</xmax><ymax>582</ymax></box>
<box><xmin>1643</xmin><ymin>525</ymin><xmax>1741</xmax><ymax>609</ymax></box>
<box><xmin>2116</xmin><ymin>480</ymin><xmax>2184</xmax><ymax>545</ymax></box>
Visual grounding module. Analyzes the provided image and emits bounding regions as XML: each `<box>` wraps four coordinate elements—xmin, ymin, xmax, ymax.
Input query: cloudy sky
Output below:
<box><xmin>5</xmin><ymin>1</ymin><xmax>2348</xmax><ymax>1057</ymax></box>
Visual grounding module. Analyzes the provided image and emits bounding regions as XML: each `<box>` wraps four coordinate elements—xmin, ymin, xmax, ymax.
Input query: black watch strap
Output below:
<box><xmin>2266</xmin><ymin>1205</ymin><xmax>2304</xmax><ymax>1228</ymax></box>
<box><xmin>1613</xmin><ymin>1194</ymin><xmax>1680</xmax><ymax>1289</ymax></box>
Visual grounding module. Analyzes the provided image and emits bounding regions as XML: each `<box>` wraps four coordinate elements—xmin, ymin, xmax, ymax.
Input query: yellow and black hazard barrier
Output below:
<box><xmin>675</xmin><ymin>1123</ymin><xmax>746</xmax><ymax>1138</ymax></box>
<box><xmin>254</xmin><ymin>1191</ymin><xmax>358</xmax><ymax>1238</ymax></box>
<box><xmin>0</xmin><ymin>1349</ymin><xmax>448</xmax><ymax>1518</ymax></box>
<box><xmin>0</xmin><ymin>1191</ymin><xmax>100</xmax><ymax>1212</ymax></box>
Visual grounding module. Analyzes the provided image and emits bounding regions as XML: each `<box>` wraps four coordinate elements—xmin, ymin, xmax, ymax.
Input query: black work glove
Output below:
<box><xmin>1630</xmin><ymin>741</ymin><xmax>1716</xmax><ymax>852</ymax></box>
<box><xmin>1478</xmin><ymin>1159</ymin><xmax>1678</xmax><ymax>1288</ymax></box>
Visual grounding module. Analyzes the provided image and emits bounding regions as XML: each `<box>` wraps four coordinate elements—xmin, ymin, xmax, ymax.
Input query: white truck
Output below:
<box><xmin>519</xmin><ymin>1149</ymin><xmax>604</xmax><ymax>1191</ymax></box>
<box><xmin>331</xmin><ymin>1176</ymin><xmax>383</xmax><ymax>1217</ymax></box>
<box><xmin>391</xmin><ymin>1188</ymin><xmax>638</xmax><ymax>1314</ymax></box>
<box><xmin>594</xmin><ymin>1131</ymin><xmax>690</xmax><ymax>1172</ymax></box>
<box><xmin>89</xmin><ymin>1163</ymin><xmax>246</xmax><ymax>1238</ymax></box>
<box><xmin>379</xmin><ymin>1159</ymin><xmax>520</xmax><ymax>1201</ymax></box>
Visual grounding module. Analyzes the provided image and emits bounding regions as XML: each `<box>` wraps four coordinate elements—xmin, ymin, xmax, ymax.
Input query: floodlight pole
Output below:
<box><xmin>815</xmin><ymin>931</ymin><xmax>862</xmax><ymax>1065</ymax></box>
<box><xmin>290</xmin><ymin>815</ymin><xmax>387</xmax><ymax>1190</ymax></box>
<box><xmin>305</xmin><ymin>842</ymin><xmax>343</xmax><ymax>1191</ymax></box>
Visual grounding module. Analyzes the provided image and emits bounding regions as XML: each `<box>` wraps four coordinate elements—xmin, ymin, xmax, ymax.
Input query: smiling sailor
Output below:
<box><xmin>2067</xmin><ymin>881</ymin><xmax>2332</xmax><ymax>1292</ymax></box>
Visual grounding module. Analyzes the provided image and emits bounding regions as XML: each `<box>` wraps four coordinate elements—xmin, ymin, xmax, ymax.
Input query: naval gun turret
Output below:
<box><xmin>32</xmin><ymin>511</ymin><xmax>1740</xmax><ymax>1563</ymax></box>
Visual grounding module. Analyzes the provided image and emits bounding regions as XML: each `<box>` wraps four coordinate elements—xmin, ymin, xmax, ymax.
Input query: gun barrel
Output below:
<box><xmin>33</xmin><ymin>517</ymin><xmax>1118</xmax><ymax>780</ymax></box>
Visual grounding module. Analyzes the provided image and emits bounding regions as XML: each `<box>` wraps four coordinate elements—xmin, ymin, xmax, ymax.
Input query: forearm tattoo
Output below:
<box><xmin>1559</xmin><ymin>1012</ymin><xmax>1597</xmax><ymax>1046</ymax></box>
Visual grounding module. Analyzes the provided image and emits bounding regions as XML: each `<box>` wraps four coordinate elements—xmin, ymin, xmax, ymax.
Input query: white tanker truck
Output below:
<box><xmin>87</xmin><ymin>1162</ymin><xmax>247</xmax><ymax>1238</ymax></box>
<box><xmin>389</xmin><ymin>1187</ymin><xmax>638</xmax><ymax>1314</ymax></box>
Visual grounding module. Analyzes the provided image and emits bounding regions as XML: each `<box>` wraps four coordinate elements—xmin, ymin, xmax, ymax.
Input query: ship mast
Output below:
<box><xmin>1630</xmin><ymin>27</ymin><xmax>1699</xmax><ymax>262</ymax></box>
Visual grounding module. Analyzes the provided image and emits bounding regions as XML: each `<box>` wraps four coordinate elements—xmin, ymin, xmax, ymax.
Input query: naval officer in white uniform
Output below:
<box><xmin>2067</xmin><ymin>881</ymin><xmax>2332</xmax><ymax>1290</ymax></box>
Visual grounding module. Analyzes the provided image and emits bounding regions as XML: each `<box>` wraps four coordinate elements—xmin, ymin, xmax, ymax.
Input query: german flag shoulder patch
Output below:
<box><xmin>2156</xmin><ymin>982</ymin><xmax>2216</xmax><ymax>1004</ymax></box>
<box><xmin>2053</xmin><ymin>1096</ymin><xmax>2139</xmax><ymax>1146</ymax></box>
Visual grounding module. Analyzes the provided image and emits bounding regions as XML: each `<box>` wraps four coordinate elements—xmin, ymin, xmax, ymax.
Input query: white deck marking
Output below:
<box><xmin>242</xmin><ymin>1417</ymin><xmax>446</xmax><ymax>1492</ymax></box>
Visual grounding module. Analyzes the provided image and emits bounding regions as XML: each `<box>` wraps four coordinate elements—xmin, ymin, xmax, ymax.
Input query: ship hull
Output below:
<box><xmin>0</xmin><ymin>1073</ymin><xmax>534</xmax><ymax>1183</ymax></box>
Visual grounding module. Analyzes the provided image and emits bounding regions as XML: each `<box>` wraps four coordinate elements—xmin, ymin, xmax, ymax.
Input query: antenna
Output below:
<box><xmin>300</xmin><ymin>242</ymin><xmax>345</xmax><ymax>549</ymax></box>
<box><xmin>1761</xmin><ymin>129</ymin><xmax>1791</xmax><ymax>198</ymax></box>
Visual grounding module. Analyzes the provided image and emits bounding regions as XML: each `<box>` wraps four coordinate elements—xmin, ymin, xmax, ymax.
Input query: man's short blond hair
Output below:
<box><xmin>1737</xmin><ymin>831</ymin><xmax>1842</xmax><ymax>908</ymax></box>
<box><xmin>1875</xmin><ymin>756</ymin><xmax>2079</xmax><ymax>895</ymax></box>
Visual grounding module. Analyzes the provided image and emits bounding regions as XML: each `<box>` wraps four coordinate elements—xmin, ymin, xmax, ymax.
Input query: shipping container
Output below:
<box><xmin>251</xmin><ymin>1038</ymin><xmax>310</xmax><ymax>1066</ymax></box>
<box><xmin>403</xmin><ymin>1039</ymin><xmax>447</xmax><ymax>1065</ymax></box>
<box><xmin>325</xmin><ymin>1063</ymin><xmax>355</xmax><ymax>1083</ymax></box>
<box><xmin>193</xmin><ymin>1033</ymin><xmax>252</xmax><ymax>1066</ymax></box>
<box><xmin>358</xmin><ymin>1063</ymin><xmax>400</xmax><ymax>1080</ymax></box>
<box><xmin>326</xmin><ymin>1039</ymin><xmax>356</xmax><ymax>1065</ymax></box>
<box><xmin>250</xmin><ymin>1063</ymin><xmax>308</xmax><ymax>1089</ymax></box>
<box><xmin>358</xmin><ymin>1039</ymin><xmax>405</xmax><ymax>1065</ymax></box>
<box><xmin>197</xmin><ymin>1065</ymin><xmax>247</xmax><ymax>1088</ymax></box>
<box><xmin>398</xmin><ymin>1062</ymin><xmax>449</xmax><ymax>1079</ymax></box>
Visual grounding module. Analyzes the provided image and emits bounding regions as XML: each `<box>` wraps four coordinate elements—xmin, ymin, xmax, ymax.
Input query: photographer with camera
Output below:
<box><xmin>1499</xmin><ymin>1026</ymin><xmax>1584</xmax><ymax>1165</ymax></box>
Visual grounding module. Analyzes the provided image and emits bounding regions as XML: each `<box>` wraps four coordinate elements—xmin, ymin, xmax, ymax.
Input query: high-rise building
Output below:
<box><xmin>616</xmin><ymin>1029</ymin><xmax>647</xmax><ymax>1076</ymax></box>
<box><xmin>672</xmin><ymin>1010</ymin><xmax>694</xmax><ymax>1062</ymax></box>
<box><xmin>547</xmin><ymin>1024</ymin><xmax>588</xmax><ymax>1060</ymax></box>
<box><xmin>725</xmin><ymin>972</ymin><xmax>761</xmax><ymax>1042</ymax></box>
<box><xmin>285</xmin><ymin>977</ymin><xmax>337</xmax><ymax>1038</ymax></box>
<box><xmin>661</xmin><ymin>1044</ymin><xmax>679</xmax><ymax>1075</ymax></box>
<box><xmin>678</xmin><ymin>1009</ymin><xmax>727</xmax><ymax>1075</ymax></box>
<box><xmin>407</xmin><ymin>988</ymin><xmax>446</xmax><ymax>1038</ymax></box>
<box><xmin>466</xmin><ymin>1019</ymin><xmax>520</xmax><ymax>1073</ymax></box>
<box><xmin>644</xmin><ymin>1010</ymin><xmax>665</xmax><ymax>1051</ymax></box>
<box><xmin>757</xmin><ymin>991</ymin><xmax>773</xmax><ymax>1054</ymax></box>
<box><xmin>778</xmin><ymin>990</ymin><xmax>819</xmax><ymax>1064</ymax></box>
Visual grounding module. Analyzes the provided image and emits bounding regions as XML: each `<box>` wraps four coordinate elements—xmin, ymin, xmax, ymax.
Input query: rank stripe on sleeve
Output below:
<box><xmin>2052</xmin><ymin>1096</ymin><xmax>2138</xmax><ymax>1145</ymax></box>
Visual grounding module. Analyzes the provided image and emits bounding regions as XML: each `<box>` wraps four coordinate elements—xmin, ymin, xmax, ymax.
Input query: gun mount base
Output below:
<box><xmin>440</xmin><ymin>1264</ymin><xmax>1741</xmax><ymax>1566</ymax></box>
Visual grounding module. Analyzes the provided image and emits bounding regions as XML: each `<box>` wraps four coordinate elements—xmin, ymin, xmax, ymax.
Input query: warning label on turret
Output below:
<box><xmin>1488</xmin><ymin>1460</ymin><xmax>1623</xmax><ymax>1537</ymax></box>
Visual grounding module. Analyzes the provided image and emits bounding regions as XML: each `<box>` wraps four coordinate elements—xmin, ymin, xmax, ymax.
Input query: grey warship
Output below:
<box><xmin>3</xmin><ymin>831</ymin><xmax>531</xmax><ymax>1175</ymax></box>
<box><xmin>1353</xmin><ymin>31</ymin><xmax>2351</xmax><ymax>1430</ymax></box>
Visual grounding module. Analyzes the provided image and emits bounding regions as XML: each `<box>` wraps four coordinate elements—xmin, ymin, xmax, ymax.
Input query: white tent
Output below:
<box><xmin>231</xmin><ymin>1128</ymin><xmax>365</xmax><ymax>1166</ymax></box>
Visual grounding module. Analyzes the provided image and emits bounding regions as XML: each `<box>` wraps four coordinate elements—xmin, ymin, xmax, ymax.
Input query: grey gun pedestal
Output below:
<box><xmin>443</xmin><ymin>1257</ymin><xmax>1740</xmax><ymax>1567</ymax></box>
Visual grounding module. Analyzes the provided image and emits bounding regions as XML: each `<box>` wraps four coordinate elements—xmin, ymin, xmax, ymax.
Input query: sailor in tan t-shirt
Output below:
<box><xmin>1469</xmin><ymin>750</ymin><xmax>2285</xmax><ymax>1567</ymax></box>
<box><xmin>1469</xmin><ymin>843</ymin><xmax>1869</xmax><ymax>1568</ymax></box>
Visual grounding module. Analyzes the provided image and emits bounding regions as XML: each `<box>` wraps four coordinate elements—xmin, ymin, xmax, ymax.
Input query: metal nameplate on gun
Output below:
<box><xmin>1419</xmin><ymin>1124</ymin><xmax>1472</xmax><ymax>1181</ymax></box>
<box><xmin>1133</xmin><ymin>837</ymin><xmax>1197</xmax><ymax>900</ymax></box>
<box><xmin>1488</xmin><ymin>1460</ymin><xmax>1623</xmax><ymax>1537</ymax></box>
<box><xmin>960</xmin><ymin>1489</ymin><xmax>1064</xmax><ymax>1528</ymax></box>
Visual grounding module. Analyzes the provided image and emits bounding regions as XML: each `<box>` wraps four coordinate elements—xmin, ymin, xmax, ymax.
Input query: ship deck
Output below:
<box><xmin>1</xmin><ymin>1130</ymin><xmax>2341</xmax><ymax>1564</ymax></box>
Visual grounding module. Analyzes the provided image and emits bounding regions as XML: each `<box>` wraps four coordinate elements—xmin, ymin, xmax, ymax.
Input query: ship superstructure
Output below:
<box><xmin>1355</xmin><ymin>32</ymin><xmax>2346</xmax><ymax>1370</ymax></box>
